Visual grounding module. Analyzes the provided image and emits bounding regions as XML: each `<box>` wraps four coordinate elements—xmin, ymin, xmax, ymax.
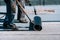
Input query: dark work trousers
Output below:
<box><xmin>4</xmin><ymin>0</ymin><xmax>15</xmax><ymax>25</ymax></box>
<box><xmin>17</xmin><ymin>0</ymin><xmax>25</xmax><ymax>20</ymax></box>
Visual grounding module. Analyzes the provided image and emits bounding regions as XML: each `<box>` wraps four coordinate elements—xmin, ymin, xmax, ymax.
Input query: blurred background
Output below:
<box><xmin>0</xmin><ymin>0</ymin><xmax>60</xmax><ymax>6</ymax></box>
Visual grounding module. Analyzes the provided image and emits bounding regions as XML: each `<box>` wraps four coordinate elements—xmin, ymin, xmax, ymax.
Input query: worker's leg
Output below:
<box><xmin>3</xmin><ymin>0</ymin><xmax>18</xmax><ymax>30</ymax></box>
<box><xmin>17</xmin><ymin>0</ymin><xmax>28</xmax><ymax>23</ymax></box>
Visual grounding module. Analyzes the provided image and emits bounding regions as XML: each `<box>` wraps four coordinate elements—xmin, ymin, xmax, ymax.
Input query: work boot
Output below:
<box><xmin>19</xmin><ymin>20</ymin><xmax>28</xmax><ymax>23</ymax></box>
<box><xmin>3</xmin><ymin>23</ymin><xmax>18</xmax><ymax>31</ymax></box>
<box><xmin>9</xmin><ymin>24</ymin><xmax>18</xmax><ymax>31</ymax></box>
<box><xmin>3</xmin><ymin>23</ymin><xmax>9</xmax><ymax>29</ymax></box>
<box><xmin>18</xmin><ymin>18</ymin><xmax>28</xmax><ymax>23</ymax></box>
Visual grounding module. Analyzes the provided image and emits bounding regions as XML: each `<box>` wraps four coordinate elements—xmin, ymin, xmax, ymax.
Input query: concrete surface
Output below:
<box><xmin>0</xmin><ymin>22</ymin><xmax>60</xmax><ymax>40</ymax></box>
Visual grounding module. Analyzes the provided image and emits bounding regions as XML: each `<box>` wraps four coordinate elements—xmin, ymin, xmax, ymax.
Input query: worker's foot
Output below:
<box><xmin>18</xmin><ymin>19</ymin><xmax>28</xmax><ymax>23</ymax></box>
<box><xmin>3</xmin><ymin>23</ymin><xmax>18</xmax><ymax>31</ymax></box>
<box><xmin>19</xmin><ymin>20</ymin><xmax>28</xmax><ymax>23</ymax></box>
<box><xmin>9</xmin><ymin>24</ymin><xmax>18</xmax><ymax>31</ymax></box>
<box><xmin>3</xmin><ymin>23</ymin><xmax>9</xmax><ymax>29</ymax></box>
